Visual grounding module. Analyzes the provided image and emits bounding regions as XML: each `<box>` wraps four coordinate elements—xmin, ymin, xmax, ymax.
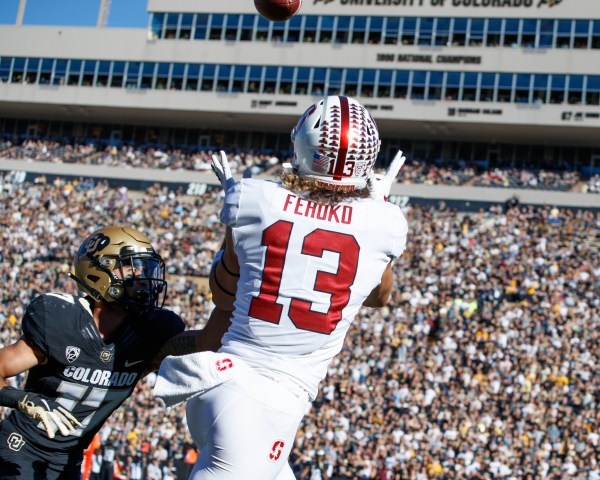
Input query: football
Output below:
<box><xmin>254</xmin><ymin>0</ymin><xmax>302</xmax><ymax>22</ymax></box>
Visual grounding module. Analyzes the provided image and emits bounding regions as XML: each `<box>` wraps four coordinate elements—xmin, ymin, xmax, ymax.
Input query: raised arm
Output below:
<box><xmin>363</xmin><ymin>262</ymin><xmax>394</xmax><ymax>308</ymax></box>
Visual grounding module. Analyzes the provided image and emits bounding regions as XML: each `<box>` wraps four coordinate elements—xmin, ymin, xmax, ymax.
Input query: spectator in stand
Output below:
<box><xmin>146</xmin><ymin>457</ymin><xmax>163</xmax><ymax>480</ymax></box>
<box><xmin>89</xmin><ymin>449</ymin><xmax>102</xmax><ymax>480</ymax></box>
<box><xmin>100</xmin><ymin>442</ymin><xmax>117</xmax><ymax>480</ymax></box>
<box><xmin>585</xmin><ymin>174</ymin><xmax>600</xmax><ymax>193</ymax></box>
<box><xmin>125</xmin><ymin>455</ymin><xmax>144</xmax><ymax>480</ymax></box>
<box><xmin>162</xmin><ymin>459</ymin><xmax>178</xmax><ymax>480</ymax></box>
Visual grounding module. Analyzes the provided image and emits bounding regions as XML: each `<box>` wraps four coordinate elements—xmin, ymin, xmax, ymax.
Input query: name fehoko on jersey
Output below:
<box><xmin>283</xmin><ymin>193</ymin><xmax>354</xmax><ymax>224</ymax></box>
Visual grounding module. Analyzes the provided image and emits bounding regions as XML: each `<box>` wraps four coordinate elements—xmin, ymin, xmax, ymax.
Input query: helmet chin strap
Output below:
<box><xmin>67</xmin><ymin>272</ymin><xmax>103</xmax><ymax>302</ymax></box>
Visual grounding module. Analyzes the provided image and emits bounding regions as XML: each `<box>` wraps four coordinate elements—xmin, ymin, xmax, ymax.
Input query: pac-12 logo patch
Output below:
<box><xmin>66</xmin><ymin>346</ymin><xmax>81</xmax><ymax>363</ymax></box>
<box><xmin>269</xmin><ymin>440</ymin><xmax>285</xmax><ymax>462</ymax></box>
<box><xmin>7</xmin><ymin>433</ymin><xmax>25</xmax><ymax>451</ymax></box>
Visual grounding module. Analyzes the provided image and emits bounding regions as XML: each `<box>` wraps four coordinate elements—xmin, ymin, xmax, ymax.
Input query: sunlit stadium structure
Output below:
<box><xmin>0</xmin><ymin>0</ymin><xmax>599</xmax><ymax>177</ymax></box>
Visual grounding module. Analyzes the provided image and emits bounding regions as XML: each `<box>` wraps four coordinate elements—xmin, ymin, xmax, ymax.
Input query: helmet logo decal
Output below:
<box><xmin>82</xmin><ymin>233</ymin><xmax>110</xmax><ymax>256</ymax></box>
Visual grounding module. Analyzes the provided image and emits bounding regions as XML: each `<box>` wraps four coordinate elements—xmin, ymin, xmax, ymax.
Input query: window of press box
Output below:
<box><xmin>225</xmin><ymin>14</ymin><xmax>240</xmax><ymax>41</ymax></box>
<box><xmin>125</xmin><ymin>62</ymin><xmax>141</xmax><ymax>89</ymax></box>
<box><xmin>25</xmin><ymin>58</ymin><xmax>40</xmax><ymax>84</ymax></box>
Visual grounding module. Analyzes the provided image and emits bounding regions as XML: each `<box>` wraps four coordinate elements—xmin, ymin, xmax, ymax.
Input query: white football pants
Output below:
<box><xmin>186</xmin><ymin>366</ymin><xmax>308</xmax><ymax>480</ymax></box>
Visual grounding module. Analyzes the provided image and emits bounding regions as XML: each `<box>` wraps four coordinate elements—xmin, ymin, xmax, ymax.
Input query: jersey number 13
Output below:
<box><xmin>248</xmin><ymin>220</ymin><xmax>359</xmax><ymax>334</ymax></box>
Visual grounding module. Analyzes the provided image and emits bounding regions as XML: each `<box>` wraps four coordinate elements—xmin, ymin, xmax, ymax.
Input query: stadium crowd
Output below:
<box><xmin>585</xmin><ymin>174</ymin><xmax>600</xmax><ymax>194</ymax></box>
<box><xmin>472</xmin><ymin>168</ymin><xmax>582</xmax><ymax>191</ymax></box>
<box><xmin>0</xmin><ymin>175</ymin><xmax>598</xmax><ymax>480</ymax></box>
<box><xmin>0</xmin><ymin>138</ymin><xmax>593</xmax><ymax>193</ymax></box>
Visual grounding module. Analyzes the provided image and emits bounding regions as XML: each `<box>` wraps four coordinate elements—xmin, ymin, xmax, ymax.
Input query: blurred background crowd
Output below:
<box><xmin>1</xmin><ymin>138</ymin><xmax>597</xmax><ymax>193</ymax></box>
<box><xmin>0</xmin><ymin>171</ymin><xmax>598</xmax><ymax>479</ymax></box>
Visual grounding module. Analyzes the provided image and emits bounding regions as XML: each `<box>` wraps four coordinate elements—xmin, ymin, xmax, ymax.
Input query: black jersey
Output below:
<box><xmin>2</xmin><ymin>293</ymin><xmax>184</xmax><ymax>462</ymax></box>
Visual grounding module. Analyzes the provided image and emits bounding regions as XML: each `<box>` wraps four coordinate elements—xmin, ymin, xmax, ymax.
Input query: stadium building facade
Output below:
<box><xmin>0</xmin><ymin>0</ymin><xmax>599</xmax><ymax>173</ymax></box>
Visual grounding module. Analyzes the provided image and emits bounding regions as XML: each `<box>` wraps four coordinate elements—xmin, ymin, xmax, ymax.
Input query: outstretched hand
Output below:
<box><xmin>18</xmin><ymin>393</ymin><xmax>82</xmax><ymax>438</ymax></box>
<box><xmin>367</xmin><ymin>150</ymin><xmax>406</xmax><ymax>202</ymax></box>
<box><xmin>211</xmin><ymin>150</ymin><xmax>235</xmax><ymax>192</ymax></box>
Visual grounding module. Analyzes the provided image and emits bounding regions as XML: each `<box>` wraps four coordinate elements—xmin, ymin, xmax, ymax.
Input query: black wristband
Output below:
<box><xmin>213</xmin><ymin>271</ymin><xmax>236</xmax><ymax>297</ymax></box>
<box><xmin>0</xmin><ymin>386</ymin><xmax>24</xmax><ymax>409</ymax></box>
<box><xmin>220</xmin><ymin>254</ymin><xmax>240</xmax><ymax>278</ymax></box>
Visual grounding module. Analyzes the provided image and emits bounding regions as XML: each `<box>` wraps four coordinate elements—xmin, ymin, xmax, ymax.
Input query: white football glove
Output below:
<box><xmin>18</xmin><ymin>393</ymin><xmax>82</xmax><ymax>438</ymax></box>
<box><xmin>211</xmin><ymin>150</ymin><xmax>235</xmax><ymax>192</ymax></box>
<box><xmin>367</xmin><ymin>150</ymin><xmax>406</xmax><ymax>202</ymax></box>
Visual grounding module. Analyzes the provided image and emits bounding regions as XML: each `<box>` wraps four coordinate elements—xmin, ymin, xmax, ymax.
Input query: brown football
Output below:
<box><xmin>254</xmin><ymin>0</ymin><xmax>302</xmax><ymax>22</ymax></box>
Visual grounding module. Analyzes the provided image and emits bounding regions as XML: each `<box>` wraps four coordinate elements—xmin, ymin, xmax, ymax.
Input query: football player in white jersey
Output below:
<box><xmin>157</xmin><ymin>96</ymin><xmax>408</xmax><ymax>480</ymax></box>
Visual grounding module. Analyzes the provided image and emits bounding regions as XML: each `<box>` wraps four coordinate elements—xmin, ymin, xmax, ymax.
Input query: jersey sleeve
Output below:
<box><xmin>154</xmin><ymin>310</ymin><xmax>186</xmax><ymax>341</ymax></box>
<box><xmin>220</xmin><ymin>181</ymin><xmax>243</xmax><ymax>228</ymax></box>
<box><xmin>20</xmin><ymin>295</ymin><xmax>50</xmax><ymax>357</ymax></box>
<box><xmin>390</xmin><ymin>206</ymin><xmax>409</xmax><ymax>259</ymax></box>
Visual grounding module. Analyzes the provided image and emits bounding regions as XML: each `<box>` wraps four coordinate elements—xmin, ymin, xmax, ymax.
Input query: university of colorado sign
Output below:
<box><xmin>313</xmin><ymin>0</ymin><xmax>564</xmax><ymax>7</ymax></box>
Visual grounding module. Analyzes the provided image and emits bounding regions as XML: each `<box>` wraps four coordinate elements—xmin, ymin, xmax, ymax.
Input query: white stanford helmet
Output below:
<box><xmin>290</xmin><ymin>95</ymin><xmax>381</xmax><ymax>190</ymax></box>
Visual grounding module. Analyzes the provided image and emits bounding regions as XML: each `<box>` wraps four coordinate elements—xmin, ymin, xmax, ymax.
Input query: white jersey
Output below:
<box><xmin>219</xmin><ymin>179</ymin><xmax>408</xmax><ymax>399</ymax></box>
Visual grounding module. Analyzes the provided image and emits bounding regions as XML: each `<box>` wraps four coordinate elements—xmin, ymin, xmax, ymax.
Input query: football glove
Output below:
<box><xmin>17</xmin><ymin>392</ymin><xmax>82</xmax><ymax>439</ymax></box>
<box><xmin>367</xmin><ymin>150</ymin><xmax>406</xmax><ymax>202</ymax></box>
<box><xmin>211</xmin><ymin>150</ymin><xmax>236</xmax><ymax>192</ymax></box>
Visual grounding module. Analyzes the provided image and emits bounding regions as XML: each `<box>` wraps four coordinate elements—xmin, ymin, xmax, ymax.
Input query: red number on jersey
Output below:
<box><xmin>247</xmin><ymin>221</ymin><xmax>292</xmax><ymax>324</ymax></box>
<box><xmin>248</xmin><ymin>220</ymin><xmax>359</xmax><ymax>334</ymax></box>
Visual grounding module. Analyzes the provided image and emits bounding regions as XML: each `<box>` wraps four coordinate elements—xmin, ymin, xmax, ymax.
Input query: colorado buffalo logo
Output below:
<box><xmin>81</xmin><ymin>233</ymin><xmax>110</xmax><ymax>255</ymax></box>
<box><xmin>100</xmin><ymin>350</ymin><xmax>113</xmax><ymax>363</ymax></box>
<box><xmin>7</xmin><ymin>433</ymin><xmax>25</xmax><ymax>452</ymax></box>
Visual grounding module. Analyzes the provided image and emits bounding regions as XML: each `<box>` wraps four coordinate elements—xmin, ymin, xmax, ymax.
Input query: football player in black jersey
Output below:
<box><xmin>0</xmin><ymin>226</ymin><xmax>231</xmax><ymax>480</ymax></box>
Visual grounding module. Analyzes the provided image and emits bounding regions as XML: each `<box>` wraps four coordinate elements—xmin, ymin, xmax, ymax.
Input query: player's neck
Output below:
<box><xmin>93</xmin><ymin>302</ymin><xmax>129</xmax><ymax>343</ymax></box>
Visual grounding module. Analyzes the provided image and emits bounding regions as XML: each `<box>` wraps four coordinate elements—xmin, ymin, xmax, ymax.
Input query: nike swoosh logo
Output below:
<box><xmin>124</xmin><ymin>360</ymin><xmax>144</xmax><ymax>368</ymax></box>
